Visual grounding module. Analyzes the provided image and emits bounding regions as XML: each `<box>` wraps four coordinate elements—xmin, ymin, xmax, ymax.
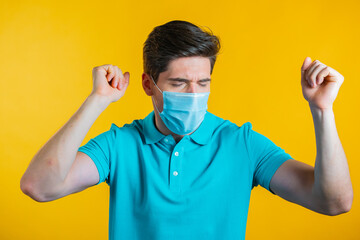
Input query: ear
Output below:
<box><xmin>142</xmin><ymin>73</ymin><xmax>153</xmax><ymax>96</ymax></box>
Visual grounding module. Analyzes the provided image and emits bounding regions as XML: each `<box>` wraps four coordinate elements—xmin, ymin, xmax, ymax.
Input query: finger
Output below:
<box><xmin>309</xmin><ymin>64</ymin><xmax>327</xmax><ymax>87</ymax></box>
<box><xmin>92</xmin><ymin>65</ymin><xmax>110</xmax><ymax>81</ymax></box>
<box><xmin>323</xmin><ymin>65</ymin><xmax>341</xmax><ymax>79</ymax></box>
<box><xmin>116</xmin><ymin>68</ymin><xmax>125</xmax><ymax>90</ymax></box>
<box><xmin>305</xmin><ymin>60</ymin><xmax>320</xmax><ymax>77</ymax></box>
<box><xmin>113</xmin><ymin>69</ymin><xmax>121</xmax><ymax>88</ymax></box>
<box><xmin>316</xmin><ymin>66</ymin><xmax>331</xmax><ymax>85</ymax></box>
<box><xmin>106</xmin><ymin>66</ymin><xmax>115</xmax><ymax>83</ymax></box>
<box><xmin>116</xmin><ymin>66</ymin><xmax>123</xmax><ymax>88</ymax></box>
<box><xmin>305</xmin><ymin>60</ymin><xmax>321</xmax><ymax>87</ymax></box>
<box><xmin>94</xmin><ymin>64</ymin><xmax>112</xmax><ymax>75</ymax></box>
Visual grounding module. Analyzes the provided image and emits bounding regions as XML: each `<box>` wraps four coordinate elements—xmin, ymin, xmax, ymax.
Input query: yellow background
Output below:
<box><xmin>1</xmin><ymin>0</ymin><xmax>359</xmax><ymax>239</ymax></box>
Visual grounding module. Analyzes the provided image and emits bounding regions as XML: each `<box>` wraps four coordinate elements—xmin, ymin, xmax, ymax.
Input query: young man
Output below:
<box><xmin>21</xmin><ymin>20</ymin><xmax>353</xmax><ymax>240</ymax></box>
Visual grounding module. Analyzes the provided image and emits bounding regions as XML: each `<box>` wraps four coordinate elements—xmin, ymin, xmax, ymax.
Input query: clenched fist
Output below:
<box><xmin>90</xmin><ymin>64</ymin><xmax>130</xmax><ymax>103</ymax></box>
<box><xmin>301</xmin><ymin>57</ymin><xmax>344</xmax><ymax>110</ymax></box>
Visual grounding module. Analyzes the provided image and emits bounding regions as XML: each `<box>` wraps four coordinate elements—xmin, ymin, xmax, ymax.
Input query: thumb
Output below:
<box><xmin>122</xmin><ymin>72</ymin><xmax>130</xmax><ymax>88</ymax></box>
<box><xmin>301</xmin><ymin>56</ymin><xmax>312</xmax><ymax>72</ymax></box>
<box><xmin>124</xmin><ymin>71</ymin><xmax>130</xmax><ymax>82</ymax></box>
<box><xmin>301</xmin><ymin>57</ymin><xmax>312</xmax><ymax>82</ymax></box>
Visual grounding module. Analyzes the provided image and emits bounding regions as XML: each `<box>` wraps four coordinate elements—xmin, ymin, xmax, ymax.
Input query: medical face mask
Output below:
<box><xmin>150</xmin><ymin>76</ymin><xmax>210</xmax><ymax>135</ymax></box>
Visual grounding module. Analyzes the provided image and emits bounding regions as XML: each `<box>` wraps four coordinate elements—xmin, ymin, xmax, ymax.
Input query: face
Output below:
<box><xmin>142</xmin><ymin>56</ymin><xmax>211</xmax><ymax>112</ymax></box>
<box><xmin>142</xmin><ymin>56</ymin><xmax>211</xmax><ymax>136</ymax></box>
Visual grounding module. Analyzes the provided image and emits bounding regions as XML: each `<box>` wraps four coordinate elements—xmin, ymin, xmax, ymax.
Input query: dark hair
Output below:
<box><xmin>143</xmin><ymin>20</ymin><xmax>221</xmax><ymax>83</ymax></box>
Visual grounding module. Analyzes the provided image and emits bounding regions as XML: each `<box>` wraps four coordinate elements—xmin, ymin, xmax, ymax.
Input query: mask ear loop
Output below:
<box><xmin>150</xmin><ymin>75</ymin><xmax>163</xmax><ymax>94</ymax></box>
<box><xmin>150</xmin><ymin>75</ymin><xmax>163</xmax><ymax>114</ymax></box>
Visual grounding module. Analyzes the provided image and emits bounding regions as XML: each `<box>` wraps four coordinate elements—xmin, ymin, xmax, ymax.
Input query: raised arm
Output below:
<box><xmin>269</xmin><ymin>57</ymin><xmax>353</xmax><ymax>216</ymax></box>
<box><xmin>20</xmin><ymin>65</ymin><xmax>130</xmax><ymax>202</ymax></box>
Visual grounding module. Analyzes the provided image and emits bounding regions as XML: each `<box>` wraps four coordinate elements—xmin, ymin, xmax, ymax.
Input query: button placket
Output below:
<box><xmin>169</xmin><ymin>144</ymin><xmax>183</xmax><ymax>192</ymax></box>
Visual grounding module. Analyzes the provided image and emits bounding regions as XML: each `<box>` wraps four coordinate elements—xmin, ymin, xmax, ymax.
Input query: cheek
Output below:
<box><xmin>205</xmin><ymin>85</ymin><xmax>211</xmax><ymax>92</ymax></box>
<box><xmin>152</xmin><ymin>93</ymin><xmax>164</xmax><ymax>112</ymax></box>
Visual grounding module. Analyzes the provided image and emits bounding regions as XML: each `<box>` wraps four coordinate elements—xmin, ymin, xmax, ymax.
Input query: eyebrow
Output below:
<box><xmin>167</xmin><ymin>78</ymin><xmax>211</xmax><ymax>82</ymax></box>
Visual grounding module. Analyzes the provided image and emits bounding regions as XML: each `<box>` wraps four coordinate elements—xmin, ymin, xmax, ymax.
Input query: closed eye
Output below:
<box><xmin>171</xmin><ymin>82</ymin><xmax>208</xmax><ymax>87</ymax></box>
<box><xmin>168</xmin><ymin>78</ymin><xmax>211</xmax><ymax>83</ymax></box>
<box><xmin>167</xmin><ymin>78</ymin><xmax>211</xmax><ymax>89</ymax></box>
<box><xmin>199</xmin><ymin>80</ymin><xmax>211</xmax><ymax>87</ymax></box>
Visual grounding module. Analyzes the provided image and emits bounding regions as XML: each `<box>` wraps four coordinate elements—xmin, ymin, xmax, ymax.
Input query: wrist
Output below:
<box><xmin>309</xmin><ymin>103</ymin><xmax>333</xmax><ymax>114</ymax></box>
<box><xmin>87</xmin><ymin>93</ymin><xmax>111</xmax><ymax>110</ymax></box>
<box><xmin>309</xmin><ymin>103</ymin><xmax>335</xmax><ymax>129</ymax></box>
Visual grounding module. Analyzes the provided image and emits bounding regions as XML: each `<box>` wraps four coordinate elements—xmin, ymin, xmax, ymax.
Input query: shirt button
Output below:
<box><xmin>164</xmin><ymin>138</ymin><xmax>168</xmax><ymax>143</ymax></box>
<box><xmin>173</xmin><ymin>171</ymin><xmax>178</xmax><ymax>176</ymax></box>
<box><xmin>174</xmin><ymin>152</ymin><xmax>179</xmax><ymax>156</ymax></box>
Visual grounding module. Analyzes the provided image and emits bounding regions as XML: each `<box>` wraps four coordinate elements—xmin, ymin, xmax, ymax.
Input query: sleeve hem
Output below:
<box><xmin>266</xmin><ymin>154</ymin><xmax>292</xmax><ymax>194</ymax></box>
<box><xmin>78</xmin><ymin>149</ymin><xmax>105</xmax><ymax>185</ymax></box>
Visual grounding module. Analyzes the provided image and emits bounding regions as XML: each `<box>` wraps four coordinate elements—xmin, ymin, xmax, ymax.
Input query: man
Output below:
<box><xmin>20</xmin><ymin>20</ymin><xmax>353</xmax><ymax>240</ymax></box>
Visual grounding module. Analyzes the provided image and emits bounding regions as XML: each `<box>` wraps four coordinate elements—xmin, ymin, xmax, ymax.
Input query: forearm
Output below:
<box><xmin>20</xmin><ymin>94</ymin><xmax>110</xmax><ymax>198</ymax></box>
<box><xmin>310</xmin><ymin>105</ymin><xmax>353</xmax><ymax>213</ymax></box>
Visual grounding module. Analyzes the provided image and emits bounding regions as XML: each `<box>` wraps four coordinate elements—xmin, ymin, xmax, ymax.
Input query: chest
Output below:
<box><xmin>112</xmin><ymin>138</ymin><xmax>253</xmax><ymax>210</ymax></box>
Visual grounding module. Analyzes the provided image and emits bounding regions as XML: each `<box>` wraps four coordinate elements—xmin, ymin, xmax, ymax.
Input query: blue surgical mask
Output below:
<box><xmin>150</xmin><ymin>76</ymin><xmax>210</xmax><ymax>135</ymax></box>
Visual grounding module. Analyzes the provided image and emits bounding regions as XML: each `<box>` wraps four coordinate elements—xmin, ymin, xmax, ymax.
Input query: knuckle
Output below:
<box><xmin>102</xmin><ymin>64</ymin><xmax>112</xmax><ymax>69</ymax></box>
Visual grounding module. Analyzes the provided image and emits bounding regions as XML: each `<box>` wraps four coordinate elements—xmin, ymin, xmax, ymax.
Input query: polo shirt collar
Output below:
<box><xmin>143</xmin><ymin>111</ymin><xmax>214</xmax><ymax>145</ymax></box>
<box><xmin>143</xmin><ymin>111</ymin><xmax>166</xmax><ymax>144</ymax></box>
<box><xmin>188</xmin><ymin>111</ymin><xmax>213</xmax><ymax>145</ymax></box>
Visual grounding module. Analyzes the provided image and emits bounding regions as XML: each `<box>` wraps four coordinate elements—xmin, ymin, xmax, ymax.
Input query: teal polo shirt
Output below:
<box><xmin>78</xmin><ymin>111</ymin><xmax>292</xmax><ymax>240</ymax></box>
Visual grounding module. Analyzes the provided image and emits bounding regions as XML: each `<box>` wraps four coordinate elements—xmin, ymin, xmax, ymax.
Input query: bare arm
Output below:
<box><xmin>20</xmin><ymin>94</ymin><xmax>108</xmax><ymax>201</ymax></box>
<box><xmin>270</xmin><ymin>106</ymin><xmax>353</xmax><ymax>216</ymax></box>
<box><xmin>269</xmin><ymin>57</ymin><xmax>353</xmax><ymax>216</ymax></box>
<box><xmin>20</xmin><ymin>65</ymin><xmax>130</xmax><ymax>202</ymax></box>
<box><xmin>310</xmin><ymin>106</ymin><xmax>353</xmax><ymax>214</ymax></box>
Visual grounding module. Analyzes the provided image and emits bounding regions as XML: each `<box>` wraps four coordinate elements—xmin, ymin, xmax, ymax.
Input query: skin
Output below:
<box><xmin>269</xmin><ymin>57</ymin><xmax>353</xmax><ymax>215</ymax></box>
<box><xmin>20</xmin><ymin>64</ymin><xmax>131</xmax><ymax>202</ymax></box>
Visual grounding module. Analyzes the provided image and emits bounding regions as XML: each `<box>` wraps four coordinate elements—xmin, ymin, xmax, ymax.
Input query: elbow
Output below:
<box><xmin>338</xmin><ymin>195</ymin><xmax>353</xmax><ymax>215</ymax></box>
<box><xmin>325</xmin><ymin>194</ymin><xmax>353</xmax><ymax>216</ymax></box>
<box><xmin>20</xmin><ymin>177</ymin><xmax>49</xmax><ymax>203</ymax></box>
<box><xmin>326</xmin><ymin>204</ymin><xmax>352</xmax><ymax>216</ymax></box>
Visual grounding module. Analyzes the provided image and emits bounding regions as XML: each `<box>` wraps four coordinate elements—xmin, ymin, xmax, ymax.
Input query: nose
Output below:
<box><xmin>185</xmin><ymin>82</ymin><xmax>197</xmax><ymax>93</ymax></box>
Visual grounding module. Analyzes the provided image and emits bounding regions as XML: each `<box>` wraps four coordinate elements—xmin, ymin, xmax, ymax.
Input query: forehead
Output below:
<box><xmin>161</xmin><ymin>56</ymin><xmax>211</xmax><ymax>79</ymax></box>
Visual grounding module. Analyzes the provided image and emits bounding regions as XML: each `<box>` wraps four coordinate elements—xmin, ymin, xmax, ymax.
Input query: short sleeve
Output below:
<box><xmin>78</xmin><ymin>124</ymin><xmax>117</xmax><ymax>185</ymax></box>
<box><xmin>245</xmin><ymin>122</ymin><xmax>292</xmax><ymax>194</ymax></box>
